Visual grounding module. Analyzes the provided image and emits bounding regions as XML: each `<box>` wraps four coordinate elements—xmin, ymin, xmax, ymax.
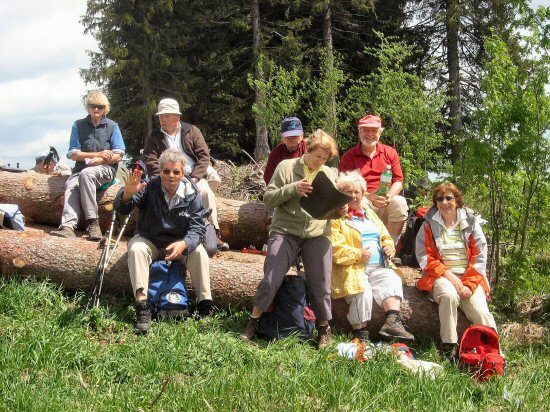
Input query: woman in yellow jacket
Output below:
<box><xmin>331</xmin><ymin>170</ymin><xmax>414</xmax><ymax>342</ymax></box>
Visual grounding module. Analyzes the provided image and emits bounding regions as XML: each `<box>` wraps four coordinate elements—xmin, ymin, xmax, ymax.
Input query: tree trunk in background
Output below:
<box><xmin>321</xmin><ymin>1</ymin><xmax>338</xmax><ymax>139</ymax></box>
<box><xmin>0</xmin><ymin>226</ymin><xmax>471</xmax><ymax>340</ymax></box>
<box><xmin>322</xmin><ymin>0</ymin><xmax>332</xmax><ymax>49</ymax></box>
<box><xmin>446</xmin><ymin>0</ymin><xmax>463</xmax><ymax>161</ymax></box>
<box><xmin>0</xmin><ymin>172</ymin><xmax>270</xmax><ymax>249</ymax></box>
<box><xmin>252</xmin><ymin>0</ymin><xmax>270</xmax><ymax>161</ymax></box>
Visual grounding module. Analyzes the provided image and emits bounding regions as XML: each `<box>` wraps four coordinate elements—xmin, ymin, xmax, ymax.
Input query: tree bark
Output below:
<box><xmin>445</xmin><ymin>0</ymin><xmax>463</xmax><ymax>161</ymax></box>
<box><xmin>0</xmin><ymin>171</ymin><xmax>270</xmax><ymax>249</ymax></box>
<box><xmin>0</xmin><ymin>226</ymin><xmax>470</xmax><ymax>340</ymax></box>
<box><xmin>251</xmin><ymin>0</ymin><xmax>270</xmax><ymax>161</ymax></box>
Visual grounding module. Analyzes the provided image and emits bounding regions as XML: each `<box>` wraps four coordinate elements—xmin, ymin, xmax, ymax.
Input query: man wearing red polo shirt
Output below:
<box><xmin>339</xmin><ymin>115</ymin><xmax>408</xmax><ymax>244</ymax></box>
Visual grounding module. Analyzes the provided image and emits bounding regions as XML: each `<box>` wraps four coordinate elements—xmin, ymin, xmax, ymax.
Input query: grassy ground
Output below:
<box><xmin>0</xmin><ymin>277</ymin><xmax>548</xmax><ymax>412</ymax></box>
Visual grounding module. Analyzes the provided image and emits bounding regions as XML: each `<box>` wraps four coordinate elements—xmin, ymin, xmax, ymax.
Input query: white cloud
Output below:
<box><xmin>0</xmin><ymin>70</ymin><xmax>86</xmax><ymax>119</ymax></box>
<box><xmin>0</xmin><ymin>0</ymin><xmax>97</xmax><ymax>169</ymax></box>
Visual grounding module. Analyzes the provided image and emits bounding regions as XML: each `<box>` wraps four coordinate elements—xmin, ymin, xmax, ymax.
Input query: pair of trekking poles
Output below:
<box><xmin>86</xmin><ymin>209</ymin><xmax>133</xmax><ymax>310</ymax></box>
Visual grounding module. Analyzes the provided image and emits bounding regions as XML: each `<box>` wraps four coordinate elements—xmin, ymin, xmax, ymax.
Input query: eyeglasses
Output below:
<box><xmin>436</xmin><ymin>195</ymin><xmax>455</xmax><ymax>202</ymax></box>
<box><xmin>89</xmin><ymin>104</ymin><xmax>105</xmax><ymax>110</ymax></box>
<box><xmin>162</xmin><ymin>169</ymin><xmax>182</xmax><ymax>176</ymax></box>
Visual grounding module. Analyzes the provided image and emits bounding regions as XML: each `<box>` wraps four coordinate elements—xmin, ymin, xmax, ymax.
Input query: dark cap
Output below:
<box><xmin>281</xmin><ymin>117</ymin><xmax>303</xmax><ymax>137</ymax></box>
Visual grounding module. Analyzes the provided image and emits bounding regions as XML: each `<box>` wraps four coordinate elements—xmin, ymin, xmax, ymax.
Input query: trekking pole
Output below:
<box><xmin>107</xmin><ymin>211</ymin><xmax>133</xmax><ymax>263</ymax></box>
<box><xmin>87</xmin><ymin>238</ymin><xmax>109</xmax><ymax>310</ymax></box>
<box><xmin>94</xmin><ymin>210</ymin><xmax>118</xmax><ymax>307</ymax></box>
<box><xmin>96</xmin><ymin>211</ymin><xmax>134</xmax><ymax>300</ymax></box>
<box><xmin>86</xmin><ymin>210</ymin><xmax>134</xmax><ymax>310</ymax></box>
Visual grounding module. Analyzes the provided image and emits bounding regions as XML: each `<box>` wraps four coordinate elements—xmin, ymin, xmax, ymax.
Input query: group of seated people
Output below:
<box><xmin>240</xmin><ymin>114</ymin><xmax>496</xmax><ymax>361</ymax></box>
<box><xmin>37</xmin><ymin>90</ymin><xmax>496</xmax><ymax>360</ymax></box>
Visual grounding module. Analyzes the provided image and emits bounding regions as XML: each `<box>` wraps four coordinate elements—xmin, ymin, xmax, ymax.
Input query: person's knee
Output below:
<box><xmin>439</xmin><ymin>291</ymin><xmax>459</xmax><ymax>306</ymax></box>
<box><xmin>388</xmin><ymin>195</ymin><xmax>408</xmax><ymax>221</ymax></box>
<box><xmin>78</xmin><ymin>167</ymin><xmax>96</xmax><ymax>183</ymax></box>
<box><xmin>128</xmin><ymin>241</ymin><xmax>150</xmax><ymax>258</ymax></box>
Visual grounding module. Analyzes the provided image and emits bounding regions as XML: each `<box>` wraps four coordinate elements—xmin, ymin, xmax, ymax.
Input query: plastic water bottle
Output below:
<box><xmin>376</xmin><ymin>165</ymin><xmax>392</xmax><ymax>196</ymax></box>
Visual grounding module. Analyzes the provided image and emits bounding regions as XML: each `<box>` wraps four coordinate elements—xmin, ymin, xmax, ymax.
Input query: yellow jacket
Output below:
<box><xmin>330</xmin><ymin>205</ymin><xmax>395</xmax><ymax>299</ymax></box>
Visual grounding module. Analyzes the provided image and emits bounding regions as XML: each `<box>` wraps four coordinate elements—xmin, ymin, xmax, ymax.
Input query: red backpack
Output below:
<box><xmin>459</xmin><ymin>325</ymin><xmax>505</xmax><ymax>381</ymax></box>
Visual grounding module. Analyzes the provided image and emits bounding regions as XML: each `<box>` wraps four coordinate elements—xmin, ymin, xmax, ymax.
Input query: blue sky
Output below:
<box><xmin>0</xmin><ymin>1</ymin><xmax>546</xmax><ymax>170</ymax></box>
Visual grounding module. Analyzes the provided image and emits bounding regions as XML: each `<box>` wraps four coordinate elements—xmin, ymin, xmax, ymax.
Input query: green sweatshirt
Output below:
<box><xmin>264</xmin><ymin>157</ymin><xmax>337</xmax><ymax>239</ymax></box>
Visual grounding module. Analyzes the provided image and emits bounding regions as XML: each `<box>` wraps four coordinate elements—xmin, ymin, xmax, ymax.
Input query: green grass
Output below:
<box><xmin>0</xmin><ymin>277</ymin><xmax>548</xmax><ymax>411</ymax></box>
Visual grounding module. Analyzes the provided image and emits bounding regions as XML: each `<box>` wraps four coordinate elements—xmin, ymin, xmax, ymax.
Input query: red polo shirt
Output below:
<box><xmin>339</xmin><ymin>143</ymin><xmax>404</xmax><ymax>193</ymax></box>
<box><xmin>263</xmin><ymin>140</ymin><xmax>307</xmax><ymax>185</ymax></box>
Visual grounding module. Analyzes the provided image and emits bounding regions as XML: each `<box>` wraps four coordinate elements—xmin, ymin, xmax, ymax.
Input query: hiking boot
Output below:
<box><xmin>317</xmin><ymin>324</ymin><xmax>332</xmax><ymax>349</ymax></box>
<box><xmin>50</xmin><ymin>226</ymin><xmax>76</xmax><ymax>238</ymax></box>
<box><xmin>239</xmin><ymin>317</ymin><xmax>259</xmax><ymax>341</ymax></box>
<box><xmin>379</xmin><ymin>313</ymin><xmax>415</xmax><ymax>341</ymax></box>
<box><xmin>197</xmin><ymin>299</ymin><xmax>214</xmax><ymax>317</ymax></box>
<box><xmin>439</xmin><ymin>342</ymin><xmax>459</xmax><ymax>364</ymax></box>
<box><xmin>86</xmin><ymin>219</ymin><xmax>102</xmax><ymax>241</ymax></box>
<box><xmin>216</xmin><ymin>231</ymin><xmax>229</xmax><ymax>251</ymax></box>
<box><xmin>352</xmin><ymin>328</ymin><xmax>370</xmax><ymax>343</ymax></box>
<box><xmin>134</xmin><ymin>301</ymin><xmax>151</xmax><ymax>335</ymax></box>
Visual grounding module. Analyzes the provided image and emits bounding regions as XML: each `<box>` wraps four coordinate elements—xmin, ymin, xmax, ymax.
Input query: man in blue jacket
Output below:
<box><xmin>115</xmin><ymin>148</ymin><xmax>209</xmax><ymax>334</ymax></box>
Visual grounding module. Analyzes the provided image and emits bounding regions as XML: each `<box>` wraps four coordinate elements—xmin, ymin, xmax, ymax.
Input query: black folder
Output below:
<box><xmin>300</xmin><ymin>171</ymin><xmax>353</xmax><ymax>219</ymax></box>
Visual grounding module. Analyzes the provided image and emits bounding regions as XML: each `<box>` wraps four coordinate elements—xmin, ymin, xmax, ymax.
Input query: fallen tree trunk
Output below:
<box><xmin>0</xmin><ymin>226</ymin><xmax>470</xmax><ymax>339</ymax></box>
<box><xmin>0</xmin><ymin>171</ymin><xmax>269</xmax><ymax>249</ymax></box>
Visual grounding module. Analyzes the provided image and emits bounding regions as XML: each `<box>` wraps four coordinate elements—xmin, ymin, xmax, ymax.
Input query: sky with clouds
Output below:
<box><xmin>0</xmin><ymin>1</ymin><xmax>545</xmax><ymax>170</ymax></box>
<box><xmin>0</xmin><ymin>0</ymin><xmax>97</xmax><ymax>169</ymax></box>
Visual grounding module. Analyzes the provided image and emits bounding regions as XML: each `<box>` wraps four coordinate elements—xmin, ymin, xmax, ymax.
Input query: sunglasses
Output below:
<box><xmin>162</xmin><ymin>169</ymin><xmax>182</xmax><ymax>176</ymax></box>
<box><xmin>436</xmin><ymin>195</ymin><xmax>455</xmax><ymax>202</ymax></box>
<box><xmin>89</xmin><ymin>104</ymin><xmax>105</xmax><ymax>110</ymax></box>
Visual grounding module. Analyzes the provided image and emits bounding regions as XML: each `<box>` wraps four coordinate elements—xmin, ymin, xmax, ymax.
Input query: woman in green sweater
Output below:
<box><xmin>239</xmin><ymin>129</ymin><xmax>339</xmax><ymax>349</ymax></box>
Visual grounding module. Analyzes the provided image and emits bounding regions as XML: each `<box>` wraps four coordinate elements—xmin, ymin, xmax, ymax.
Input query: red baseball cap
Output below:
<box><xmin>358</xmin><ymin>115</ymin><xmax>382</xmax><ymax>128</ymax></box>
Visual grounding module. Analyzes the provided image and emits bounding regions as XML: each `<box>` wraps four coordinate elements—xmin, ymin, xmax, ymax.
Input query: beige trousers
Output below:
<box><xmin>432</xmin><ymin>277</ymin><xmax>496</xmax><ymax>344</ymax></box>
<box><xmin>127</xmin><ymin>235</ymin><xmax>212</xmax><ymax>302</ymax></box>
<box><xmin>196</xmin><ymin>179</ymin><xmax>219</xmax><ymax>230</ymax></box>
<box><xmin>365</xmin><ymin>194</ymin><xmax>408</xmax><ymax>224</ymax></box>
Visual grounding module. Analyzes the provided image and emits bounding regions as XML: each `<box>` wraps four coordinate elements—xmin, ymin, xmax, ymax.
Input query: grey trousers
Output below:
<box><xmin>60</xmin><ymin>165</ymin><xmax>116</xmax><ymax>229</ymax></box>
<box><xmin>253</xmin><ymin>231</ymin><xmax>333</xmax><ymax>322</ymax></box>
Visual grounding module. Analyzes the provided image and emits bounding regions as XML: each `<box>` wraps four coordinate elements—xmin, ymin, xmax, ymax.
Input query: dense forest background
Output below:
<box><xmin>81</xmin><ymin>0</ymin><xmax>548</xmax><ymax>307</ymax></box>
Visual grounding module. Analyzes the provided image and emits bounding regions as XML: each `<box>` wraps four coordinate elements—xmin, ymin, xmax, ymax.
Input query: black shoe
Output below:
<box><xmin>134</xmin><ymin>301</ymin><xmax>151</xmax><ymax>335</ymax></box>
<box><xmin>197</xmin><ymin>299</ymin><xmax>214</xmax><ymax>317</ymax></box>
<box><xmin>379</xmin><ymin>313</ymin><xmax>415</xmax><ymax>341</ymax></box>
<box><xmin>86</xmin><ymin>219</ymin><xmax>102</xmax><ymax>241</ymax></box>
<box><xmin>239</xmin><ymin>317</ymin><xmax>259</xmax><ymax>341</ymax></box>
<box><xmin>439</xmin><ymin>342</ymin><xmax>459</xmax><ymax>364</ymax></box>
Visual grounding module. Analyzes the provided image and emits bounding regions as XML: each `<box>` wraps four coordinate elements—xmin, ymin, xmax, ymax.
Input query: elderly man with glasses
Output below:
<box><xmin>144</xmin><ymin>98</ymin><xmax>229</xmax><ymax>252</ymax></box>
<box><xmin>51</xmin><ymin>90</ymin><xmax>125</xmax><ymax>240</ymax></box>
<box><xmin>115</xmin><ymin>148</ymin><xmax>210</xmax><ymax>334</ymax></box>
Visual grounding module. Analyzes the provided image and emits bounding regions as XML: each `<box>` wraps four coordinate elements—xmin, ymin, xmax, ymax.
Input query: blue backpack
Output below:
<box><xmin>147</xmin><ymin>260</ymin><xmax>190</xmax><ymax>320</ymax></box>
<box><xmin>257</xmin><ymin>275</ymin><xmax>316</xmax><ymax>341</ymax></box>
